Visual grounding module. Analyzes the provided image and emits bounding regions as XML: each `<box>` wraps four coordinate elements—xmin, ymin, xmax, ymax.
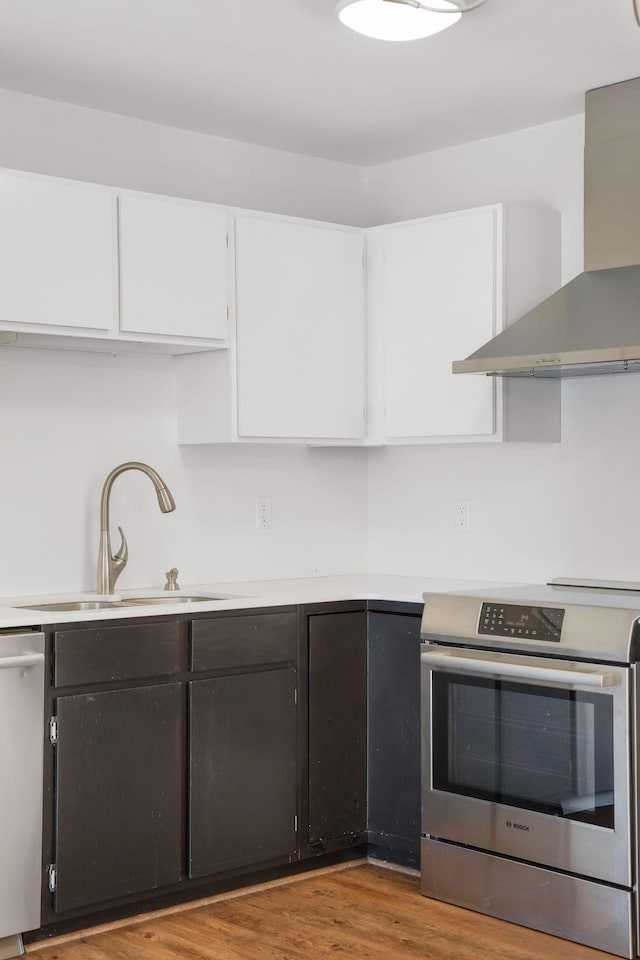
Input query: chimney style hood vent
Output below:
<box><xmin>454</xmin><ymin>76</ymin><xmax>640</xmax><ymax>378</ymax></box>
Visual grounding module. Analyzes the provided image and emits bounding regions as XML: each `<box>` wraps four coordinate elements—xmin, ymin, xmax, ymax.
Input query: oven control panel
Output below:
<box><xmin>478</xmin><ymin>603</ymin><xmax>565</xmax><ymax>642</ymax></box>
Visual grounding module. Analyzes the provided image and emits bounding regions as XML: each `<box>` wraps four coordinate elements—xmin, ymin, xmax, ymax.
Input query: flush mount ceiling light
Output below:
<box><xmin>336</xmin><ymin>0</ymin><xmax>487</xmax><ymax>41</ymax></box>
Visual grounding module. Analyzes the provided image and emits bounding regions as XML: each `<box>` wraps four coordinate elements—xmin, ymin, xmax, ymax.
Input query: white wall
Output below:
<box><xmin>0</xmin><ymin>88</ymin><xmax>367</xmax><ymax>596</ymax></box>
<box><xmin>2</xmin><ymin>92</ymin><xmax>631</xmax><ymax>594</ymax></box>
<box><xmin>0</xmin><ymin>348</ymin><xmax>366</xmax><ymax>595</ymax></box>
<box><xmin>366</xmin><ymin>114</ymin><xmax>585</xmax><ymax>284</ymax></box>
<box><xmin>0</xmin><ymin>88</ymin><xmax>366</xmax><ymax>226</ymax></box>
<box><xmin>366</xmin><ymin>114</ymin><xmax>640</xmax><ymax>584</ymax></box>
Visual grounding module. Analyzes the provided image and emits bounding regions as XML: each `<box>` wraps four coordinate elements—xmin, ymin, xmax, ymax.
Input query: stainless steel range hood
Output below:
<box><xmin>454</xmin><ymin>76</ymin><xmax>640</xmax><ymax>378</ymax></box>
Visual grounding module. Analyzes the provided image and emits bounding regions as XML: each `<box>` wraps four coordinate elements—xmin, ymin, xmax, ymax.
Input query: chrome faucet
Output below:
<box><xmin>97</xmin><ymin>461</ymin><xmax>176</xmax><ymax>594</ymax></box>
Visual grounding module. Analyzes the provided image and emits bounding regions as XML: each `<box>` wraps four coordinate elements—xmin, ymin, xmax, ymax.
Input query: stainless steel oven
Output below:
<box><xmin>420</xmin><ymin>583</ymin><xmax>640</xmax><ymax>959</ymax></box>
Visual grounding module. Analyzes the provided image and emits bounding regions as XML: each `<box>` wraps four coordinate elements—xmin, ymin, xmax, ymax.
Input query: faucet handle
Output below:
<box><xmin>164</xmin><ymin>567</ymin><xmax>180</xmax><ymax>591</ymax></box>
<box><xmin>113</xmin><ymin>526</ymin><xmax>128</xmax><ymax>569</ymax></box>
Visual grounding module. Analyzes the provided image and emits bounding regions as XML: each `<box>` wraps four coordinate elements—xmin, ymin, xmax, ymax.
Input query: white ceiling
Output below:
<box><xmin>0</xmin><ymin>0</ymin><xmax>637</xmax><ymax>165</ymax></box>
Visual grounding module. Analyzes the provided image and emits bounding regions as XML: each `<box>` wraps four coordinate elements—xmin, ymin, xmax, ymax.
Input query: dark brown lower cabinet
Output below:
<box><xmin>189</xmin><ymin>668</ymin><xmax>298</xmax><ymax>878</ymax></box>
<box><xmin>54</xmin><ymin>683</ymin><xmax>183</xmax><ymax>913</ymax></box>
<box><xmin>35</xmin><ymin>601</ymin><xmax>415</xmax><ymax>940</ymax></box>
<box><xmin>307</xmin><ymin>610</ymin><xmax>367</xmax><ymax>847</ymax></box>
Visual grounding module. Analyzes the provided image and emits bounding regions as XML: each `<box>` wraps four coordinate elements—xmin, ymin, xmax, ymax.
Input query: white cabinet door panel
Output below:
<box><xmin>0</xmin><ymin>173</ymin><xmax>115</xmax><ymax>330</ymax></box>
<box><xmin>235</xmin><ymin>217</ymin><xmax>364</xmax><ymax>439</ymax></box>
<box><xmin>382</xmin><ymin>209</ymin><xmax>497</xmax><ymax>438</ymax></box>
<box><xmin>119</xmin><ymin>195</ymin><xmax>228</xmax><ymax>340</ymax></box>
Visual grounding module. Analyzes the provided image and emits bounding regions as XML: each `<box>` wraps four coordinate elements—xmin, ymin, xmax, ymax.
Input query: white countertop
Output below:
<box><xmin>0</xmin><ymin>574</ymin><xmax>513</xmax><ymax>630</ymax></box>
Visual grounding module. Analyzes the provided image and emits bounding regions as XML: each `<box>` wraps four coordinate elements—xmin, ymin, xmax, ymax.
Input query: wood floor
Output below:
<box><xmin>28</xmin><ymin>864</ymin><xmax>618</xmax><ymax>960</ymax></box>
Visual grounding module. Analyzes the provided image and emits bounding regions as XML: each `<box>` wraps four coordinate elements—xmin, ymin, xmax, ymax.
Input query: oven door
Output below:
<box><xmin>421</xmin><ymin>645</ymin><xmax>631</xmax><ymax>887</ymax></box>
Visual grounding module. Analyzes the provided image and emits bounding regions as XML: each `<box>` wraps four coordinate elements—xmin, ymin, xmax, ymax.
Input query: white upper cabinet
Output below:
<box><xmin>367</xmin><ymin>204</ymin><xmax>561</xmax><ymax>444</ymax></box>
<box><xmin>0</xmin><ymin>172</ymin><xmax>116</xmax><ymax>331</ymax></box>
<box><xmin>234</xmin><ymin>215</ymin><xmax>365</xmax><ymax>439</ymax></box>
<box><xmin>119</xmin><ymin>194</ymin><xmax>228</xmax><ymax>341</ymax></box>
<box><xmin>376</xmin><ymin>208</ymin><xmax>497</xmax><ymax>439</ymax></box>
<box><xmin>0</xmin><ymin>164</ymin><xmax>560</xmax><ymax>445</ymax></box>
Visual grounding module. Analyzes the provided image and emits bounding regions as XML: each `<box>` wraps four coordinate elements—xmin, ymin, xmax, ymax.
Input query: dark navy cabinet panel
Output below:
<box><xmin>367</xmin><ymin>611</ymin><xmax>422</xmax><ymax>868</ymax></box>
<box><xmin>308</xmin><ymin>611</ymin><xmax>367</xmax><ymax>847</ymax></box>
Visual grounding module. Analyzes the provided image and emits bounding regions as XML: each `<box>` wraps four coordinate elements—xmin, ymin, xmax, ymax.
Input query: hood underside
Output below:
<box><xmin>453</xmin><ymin>263</ymin><xmax>640</xmax><ymax>378</ymax></box>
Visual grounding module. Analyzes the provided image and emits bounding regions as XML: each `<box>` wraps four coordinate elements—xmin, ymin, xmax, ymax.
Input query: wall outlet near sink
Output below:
<box><xmin>455</xmin><ymin>499</ymin><xmax>470</xmax><ymax>532</ymax></box>
<box><xmin>256</xmin><ymin>496</ymin><xmax>272</xmax><ymax>529</ymax></box>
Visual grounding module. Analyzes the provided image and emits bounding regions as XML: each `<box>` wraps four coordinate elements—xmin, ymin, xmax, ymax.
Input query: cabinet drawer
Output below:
<box><xmin>54</xmin><ymin>621</ymin><xmax>182</xmax><ymax>687</ymax></box>
<box><xmin>191</xmin><ymin>612</ymin><xmax>297</xmax><ymax>672</ymax></box>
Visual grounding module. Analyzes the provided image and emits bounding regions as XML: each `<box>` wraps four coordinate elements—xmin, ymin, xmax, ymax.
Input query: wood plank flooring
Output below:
<box><xmin>28</xmin><ymin>864</ymin><xmax>618</xmax><ymax>960</ymax></box>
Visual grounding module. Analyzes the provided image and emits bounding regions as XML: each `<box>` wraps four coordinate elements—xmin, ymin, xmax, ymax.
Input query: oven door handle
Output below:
<box><xmin>420</xmin><ymin>650</ymin><xmax>622</xmax><ymax>688</ymax></box>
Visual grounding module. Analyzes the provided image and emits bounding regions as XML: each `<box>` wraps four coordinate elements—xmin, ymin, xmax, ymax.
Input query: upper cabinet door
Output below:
<box><xmin>235</xmin><ymin>216</ymin><xmax>365</xmax><ymax>439</ymax></box>
<box><xmin>375</xmin><ymin>208</ymin><xmax>498</xmax><ymax>440</ymax></box>
<box><xmin>0</xmin><ymin>173</ymin><xmax>116</xmax><ymax>330</ymax></box>
<box><xmin>119</xmin><ymin>194</ymin><xmax>228</xmax><ymax>341</ymax></box>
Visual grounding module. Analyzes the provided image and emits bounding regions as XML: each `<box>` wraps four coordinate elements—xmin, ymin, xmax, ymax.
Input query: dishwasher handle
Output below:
<box><xmin>0</xmin><ymin>652</ymin><xmax>45</xmax><ymax>671</ymax></box>
<box><xmin>420</xmin><ymin>649</ymin><xmax>622</xmax><ymax>688</ymax></box>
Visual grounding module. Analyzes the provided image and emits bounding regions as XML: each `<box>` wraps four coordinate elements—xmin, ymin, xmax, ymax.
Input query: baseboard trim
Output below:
<box><xmin>368</xmin><ymin>856</ymin><xmax>420</xmax><ymax>878</ymax></box>
<box><xmin>26</xmin><ymin>859</ymin><xmax>367</xmax><ymax>953</ymax></box>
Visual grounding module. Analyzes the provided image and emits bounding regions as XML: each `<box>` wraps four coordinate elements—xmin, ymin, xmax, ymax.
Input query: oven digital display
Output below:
<box><xmin>478</xmin><ymin>603</ymin><xmax>564</xmax><ymax>642</ymax></box>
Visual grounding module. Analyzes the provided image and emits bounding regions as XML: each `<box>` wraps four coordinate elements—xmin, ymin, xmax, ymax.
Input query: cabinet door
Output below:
<box><xmin>368</xmin><ymin>612</ymin><xmax>421</xmax><ymax>867</ymax></box>
<box><xmin>189</xmin><ymin>668</ymin><xmax>297</xmax><ymax>878</ymax></box>
<box><xmin>0</xmin><ymin>173</ymin><xmax>115</xmax><ymax>330</ymax></box>
<box><xmin>378</xmin><ymin>208</ymin><xmax>498</xmax><ymax>438</ymax></box>
<box><xmin>119</xmin><ymin>194</ymin><xmax>228</xmax><ymax>340</ymax></box>
<box><xmin>308</xmin><ymin>612</ymin><xmax>367</xmax><ymax>845</ymax></box>
<box><xmin>235</xmin><ymin>215</ymin><xmax>365</xmax><ymax>439</ymax></box>
<box><xmin>54</xmin><ymin>683</ymin><xmax>183</xmax><ymax>913</ymax></box>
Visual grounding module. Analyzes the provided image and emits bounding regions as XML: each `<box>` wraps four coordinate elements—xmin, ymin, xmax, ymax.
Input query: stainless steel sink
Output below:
<box><xmin>17</xmin><ymin>600</ymin><xmax>135</xmax><ymax>612</ymax></box>
<box><xmin>126</xmin><ymin>595</ymin><xmax>234</xmax><ymax>605</ymax></box>
<box><xmin>16</xmin><ymin>594</ymin><xmax>243</xmax><ymax>613</ymax></box>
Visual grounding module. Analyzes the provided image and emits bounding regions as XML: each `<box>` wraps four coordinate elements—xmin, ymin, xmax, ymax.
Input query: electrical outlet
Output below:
<box><xmin>256</xmin><ymin>496</ymin><xmax>272</xmax><ymax>529</ymax></box>
<box><xmin>455</xmin><ymin>499</ymin><xmax>470</xmax><ymax>532</ymax></box>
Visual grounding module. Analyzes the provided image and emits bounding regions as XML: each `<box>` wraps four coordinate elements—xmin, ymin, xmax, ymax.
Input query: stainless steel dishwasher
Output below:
<box><xmin>0</xmin><ymin>631</ymin><xmax>45</xmax><ymax>959</ymax></box>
